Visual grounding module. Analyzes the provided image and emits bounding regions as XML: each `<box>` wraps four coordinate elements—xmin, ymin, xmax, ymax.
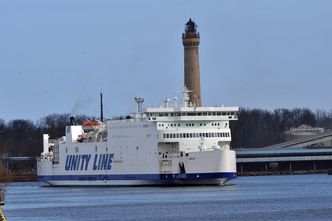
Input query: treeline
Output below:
<box><xmin>231</xmin><ymin>108</ymin><xmax>332</xmax><ymax>148</ymax></box>
<box><xmin>1</xmin><ymin>108</ymin><xmax>332</xmax><ymax>157</ymax></box>
<box><xmin>0</xmin><ymin>114</ymin><xmax>94</xmax><ymax>156</ymax></box>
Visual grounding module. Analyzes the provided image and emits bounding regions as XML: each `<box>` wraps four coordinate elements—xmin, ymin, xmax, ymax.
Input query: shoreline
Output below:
<box><xmin>0</xmin><ymin>175</ymin><xmax>37</xmax><ymax>183</ymax></box>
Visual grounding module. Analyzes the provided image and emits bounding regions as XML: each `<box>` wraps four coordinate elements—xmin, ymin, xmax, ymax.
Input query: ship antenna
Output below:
<box><xmin>183</xmin><ymin>86</ymin><xmax>192</xmax><ymax>107</ymax></box>
<box><xmin>100</xmin><ymin>92</ymin><xmax>104</xmax><ymax>122</ymax></box>
<box><xmin>134</xmin><ymin>97</ymin><xmax>144</xmax><ymax>113</ymax></box>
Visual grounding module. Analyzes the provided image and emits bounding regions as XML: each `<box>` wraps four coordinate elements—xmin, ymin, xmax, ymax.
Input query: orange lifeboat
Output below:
<box><xmin>82</xmin><ymin>120</ymin><xmax>101</xmax><ymax>127</ymax></box>
<box><xmin>82</xmin><ymin>120</ymin><xmax>101</xmax><ymax>131</ymax></box>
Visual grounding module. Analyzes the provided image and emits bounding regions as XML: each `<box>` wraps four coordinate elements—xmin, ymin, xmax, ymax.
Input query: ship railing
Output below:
<box><xmin>159</xmin><ymin>151</ymin><xmax>188</xmax><ymax>159</ymax></box>
<box><xmin>149</xmin><ymin>115</ymin><xmax>237</xmax><ymax>121</ymax></box>
<box><xmin>51</xmin><ymin>137</ymin><xmax>66</xmax><ymax>145</ymax></box>
<box><xmin>159</xmin><ymin>146</ymin><xmax>222</xmax><ymax>160</ymax></box>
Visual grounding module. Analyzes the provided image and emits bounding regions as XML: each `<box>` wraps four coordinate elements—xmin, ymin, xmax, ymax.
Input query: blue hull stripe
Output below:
<box><xmin>38</xmin><ymin>172</ymin><xmax>237</xmax><ymax>182</ymax></box>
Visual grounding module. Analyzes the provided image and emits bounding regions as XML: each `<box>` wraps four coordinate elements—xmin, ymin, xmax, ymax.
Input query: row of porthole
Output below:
<box><xmin>66</xmin><ymin>146</ymin><xmax>110</xmax><ymax>153</ymax></box>
<box><xmin>111</xmin><ymin>135</ymin><xmax>130</xmax><ymax>139</ymax></box>
<box><xmin>163</xmin><ymin>132</ymin><xmax>230</xmax><ymax>139</ymax></box>
<box><xmin>158</xmin><ymin>122</ymin><xmax>223</xmax><ymax>127</ymax></box>
<box><xmin>110</xmin><ymin>124</ymin><xmax>152</xmax><ymax>129</ymax></box>
<box><xmin>150</xmin><ymin>111</ymin><xmax>235</xmax><ymax>117</ymax></box>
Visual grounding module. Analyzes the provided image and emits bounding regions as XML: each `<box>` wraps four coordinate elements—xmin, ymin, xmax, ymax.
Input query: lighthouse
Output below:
<box><xmin>182</xmin><ymin>18</ymin><xmax>201</xmax><ymax>107</ymax></box>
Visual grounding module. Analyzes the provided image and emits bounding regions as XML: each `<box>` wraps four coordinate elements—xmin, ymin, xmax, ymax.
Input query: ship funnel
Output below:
<box><xmin>134</xmin><ymin>97</ymin><xmax>144</xmax><ymax>113</ymax></box>
<box><xmin>70</xmin><ymin>116</ymin><xmax>76</xmax><ymax>125</ymax></box>
<box><xmin>100</xmin><ymin>92</ymin><xmax>104</xmax><ymax>122</ymax></box>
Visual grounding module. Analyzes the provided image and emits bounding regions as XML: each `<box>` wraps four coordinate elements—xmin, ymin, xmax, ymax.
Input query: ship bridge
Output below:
<box><xmin>145</xmin><ymin>106</ymin><xmax>239</xmax><ymax>121</ymax></box>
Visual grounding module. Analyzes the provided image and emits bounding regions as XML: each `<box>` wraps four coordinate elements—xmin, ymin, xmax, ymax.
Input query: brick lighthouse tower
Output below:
<box><xmin>182</xmin><ymin>18</ymin><xmax>201</xmax><ymax>107</ymax></box>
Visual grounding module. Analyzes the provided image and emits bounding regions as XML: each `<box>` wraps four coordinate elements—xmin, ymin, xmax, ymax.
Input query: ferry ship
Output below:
<box><xmin>37</xmin><ymin>19</ymin><xmax>239</xmax><ymax>186</ymax></box>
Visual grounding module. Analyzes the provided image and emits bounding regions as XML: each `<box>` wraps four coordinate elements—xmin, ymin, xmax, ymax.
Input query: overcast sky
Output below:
<box><xmin>1</xmin><ymin>0</ymin><xmax>332</xmax><ymax>122</ymax></box>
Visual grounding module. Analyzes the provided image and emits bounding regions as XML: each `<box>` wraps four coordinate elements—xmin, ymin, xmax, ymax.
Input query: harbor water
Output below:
<box><xmin>3</xmin><ymin>174</ymin><xmax>332</xmax><ymax>221</ymax></box>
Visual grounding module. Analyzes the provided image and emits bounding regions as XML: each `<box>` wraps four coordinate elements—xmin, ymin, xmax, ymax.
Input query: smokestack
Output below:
<box><xmin>182</xmin><ymin>18</ymin><xmax>201</xmax><ymax>107</ymax></box>
<box><xmin>100</xmin><ymin>93</ymin><xmax>104</xmax><ymax>122</ymax></box>
<box><xmin>70</xmin><ymin>116</ymin><xmax>76</xmax><ymax>125</ymax></box>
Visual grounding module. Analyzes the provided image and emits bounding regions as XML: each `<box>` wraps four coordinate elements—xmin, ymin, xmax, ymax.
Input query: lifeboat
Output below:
<box><xmin>82</xmin><ymin>120</ymin><xmax>101</xmax><ymax>131</ymax></box>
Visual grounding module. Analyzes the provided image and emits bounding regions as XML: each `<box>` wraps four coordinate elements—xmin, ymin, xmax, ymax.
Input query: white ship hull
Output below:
<box><xmin>38</xmin><ymin>147</ymin><xmax>237</xmax><ymax>186</ymax></box>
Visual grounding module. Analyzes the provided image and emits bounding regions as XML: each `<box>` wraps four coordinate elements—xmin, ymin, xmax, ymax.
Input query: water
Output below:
<box><xmin>2</xmin><ymin>174</ymin><xmax>332</xmax><ymax>221</ymax></box>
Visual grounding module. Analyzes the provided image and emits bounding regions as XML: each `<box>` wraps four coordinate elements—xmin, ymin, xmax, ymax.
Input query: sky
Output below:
<box><xmin>1</xmin><ymin>0</ymin><xmax>332</xmax><ymax>122</ymax></box>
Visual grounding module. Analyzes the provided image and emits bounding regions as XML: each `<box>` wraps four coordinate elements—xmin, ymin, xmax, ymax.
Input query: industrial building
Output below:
<box><xmin>236</xmin><ymin>130</ymin><xmax>332</xmax><ymax>175</ymax></box>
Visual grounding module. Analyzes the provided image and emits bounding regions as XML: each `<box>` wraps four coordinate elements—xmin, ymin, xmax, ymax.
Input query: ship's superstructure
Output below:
<box><xmin>37</xmin><ymin>19</ymin><xmax>239</xmax><ymax>186</ymax></box>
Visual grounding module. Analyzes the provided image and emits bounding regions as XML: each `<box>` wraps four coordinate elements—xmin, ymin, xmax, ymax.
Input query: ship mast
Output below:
<box><xmin>100</xmin><ymin>92</ymin><xmax>104</xmax><ymax>122</ymax></box>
